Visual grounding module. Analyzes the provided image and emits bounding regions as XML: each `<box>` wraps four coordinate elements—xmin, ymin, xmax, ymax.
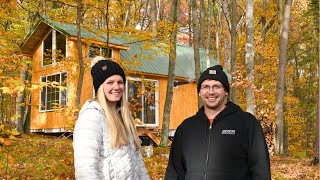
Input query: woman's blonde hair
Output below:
<box><xmin>92</xmin><ymin>56</ymin><xmax>141</xmax><ymax>150</ymax></box>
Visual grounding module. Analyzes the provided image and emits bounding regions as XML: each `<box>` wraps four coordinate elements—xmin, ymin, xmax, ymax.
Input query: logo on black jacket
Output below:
<box><xmin>221</xmin><ymin>129</ymin><xmax>236</xmax><ymax>135</ymax></box>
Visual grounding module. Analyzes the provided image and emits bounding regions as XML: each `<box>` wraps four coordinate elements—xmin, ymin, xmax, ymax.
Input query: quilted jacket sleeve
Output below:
<box><xmin>73</xmin><ymin>108</ymin><xmax>104</xmax><ymax>180</ymax></box>
<box><xmin>136</xmin><ymin>150</ymin><xmax>150</xmax><ymax>180</ymax></box>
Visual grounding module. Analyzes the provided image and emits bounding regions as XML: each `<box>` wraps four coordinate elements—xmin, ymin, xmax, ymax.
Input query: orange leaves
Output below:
<box><xmin>271</xmin><ymin>156</ymin><xmax>320</xmax><ymax>179</ymax></box>
<box><xmin>0</xmin><ymin>137</ymin><xmax>12</xmax><ymax>146</ymax></box>
<box><xmin>143</xmin><ymin>147</ymin><xmax>170</xmax><ymax>180</ymax></box>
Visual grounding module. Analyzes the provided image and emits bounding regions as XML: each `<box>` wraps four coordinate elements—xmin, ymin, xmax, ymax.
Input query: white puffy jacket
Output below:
<box><xmin>73</xmin><ymin>100</ymin><xmax>150</xmax><ymax>180</ymax></box>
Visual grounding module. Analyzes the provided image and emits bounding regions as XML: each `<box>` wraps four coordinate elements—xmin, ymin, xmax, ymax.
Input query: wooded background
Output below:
<box><xmin>0</xmin><ymin>0</ymin><xmax>319</xmax><ymax>162</ymax></box>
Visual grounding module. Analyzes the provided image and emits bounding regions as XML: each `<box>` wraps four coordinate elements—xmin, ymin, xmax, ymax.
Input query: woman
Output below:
<box><xmin>73</xmin><ymin>56</ymin><xmax>150</xmax><ymax>180</ymax></box>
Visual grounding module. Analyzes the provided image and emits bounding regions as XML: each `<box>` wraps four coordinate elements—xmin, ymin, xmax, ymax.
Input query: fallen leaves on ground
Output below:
<box><xmin>0</xmin><ymin>134</ymin><xmax>319</xmax><ymax>179</ymax></box>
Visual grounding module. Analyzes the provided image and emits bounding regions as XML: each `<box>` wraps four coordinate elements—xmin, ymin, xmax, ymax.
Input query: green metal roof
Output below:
<box><xmin>21</xmin><ymin>19</ymin><xmax>228</xmax><ymax>80</ymax></box>
<box><xmin>41</xmin><ymin>19</ymin><xmax>124</xmax><ymax>45</ymax></box>
<box><xmin>20</xmin><ymin>18</ymin><xmax>125</xmax><ymax>54</ymax></box>
<box><xmin>120</xmin><ymin>42</ymin><xmax>220</xmax><ymax>79</ymax></box>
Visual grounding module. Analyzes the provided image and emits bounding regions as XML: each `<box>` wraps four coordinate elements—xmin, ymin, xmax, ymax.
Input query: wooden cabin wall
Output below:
<box><xmin>157</xmin><ymin>77</ymin><xmax>198</xmax><ymax>130</ymax></box>
<box><xmin>30</xmin><ymin>37</ymin><xmax>71</xmax><ymax>130</ymax></box>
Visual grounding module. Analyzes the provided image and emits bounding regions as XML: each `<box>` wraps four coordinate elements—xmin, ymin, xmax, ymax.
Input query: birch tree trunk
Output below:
<box><xmin>275</xmin><ymin>0</ymin><xmax>292</xmax><ymax>155</ymax></box>
<box><xmin>124</xmin><ymin>0</ymin><xmax>133</xmax><ymax>26</ymax></box>
<box><xmin>76</xmin><ymin>0</ymin><xmax>84</xmax><ymax>108</ymax></box>
<box><xmin>192</xmin><ymin>0</ymin><xmax>201</xmax><ymax>108</ymax></box>
<box><xmin>214</xmin><ymin>3</ymin><xmax>221</xmax><ymax>63</ymax></box>
<box><xmin>230</xmin><ymin>0</ymin><xmax>238</xmax><ymax>104</ymax></box>
<box><xmin>15</xmin><ymin>68</ymin><xmax>28</xmax><ymax>133</ymax></box>
<box><xmin>245</xmin><ymin>0</ymin><xmax>255</xmax><ymax>116</ymax></box>
<box><xmin>205</xmin><ymin>0</ymin><xmax>213</xmax><ymax>67</ymax></box>
<box><xmin>160</xmin><ymin>0</ymin><xmax>180</xmax><ymax>147</ymax></box>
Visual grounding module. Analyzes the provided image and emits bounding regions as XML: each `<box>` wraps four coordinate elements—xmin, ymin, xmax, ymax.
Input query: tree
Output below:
<box><xmin>15</xmin><ymin>63</ymin><xmax>28</xmax><ymax>133</ymax></box>
<box><xmin>150</xmin><ymin>0</ymin><xmax>157</xmax><ymax>34</ymax></box>
<box><xmin>230</xmin><ymin>0</ymin><xmax>238</xmax><ymax>103</ymax></box>
<box><xmin>123</xmin><ymin>0</ymin><xmax>133</xmax><ymax>26</ymax></box>
<box><xmin>75</xmin><ymin>0</ymin><xmax>84</xmax><ymax>108</ymax></box>
<box><xmin>312</xmin><ymin>0</ymin><xmax>320</xmax><ymax>165</ymax></box>
<box><xmin>205</xmin><ymin>0</ymin><xmax>213</xmax><ymax>67</ymax></box>
<box><xmin>199</xmin><ymin>0</ymin><xmax>205</xmax><ymax>48</ymax></box>
<box><xmin>160</xmin><ymin>0</ymin><xmax>180</xmax><ymax>147</ymax></box>
<box><xmin>314</xmin><ymin>51</ymin><xmax>320</xmax><ymax>165</ymax></box>
<box><xmin>191</xmin><ymin>0</ymin><xmax>201</xmax><ymax>107</ymax></box>
<box><xmin>275</xmin><ymin>0</ymin><xmax>292</xmax><ymax>155</ymax></box>
<box><xmin>245</xmin><ymin>0</ymin><xmax>255</xmax><ymax>116</ymax></box>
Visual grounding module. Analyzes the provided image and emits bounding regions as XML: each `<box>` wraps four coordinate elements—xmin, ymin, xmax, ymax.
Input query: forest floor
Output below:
<box><xmin>0</xmin><ymin>134</ymin><xmax>319</xmax><ymax>180</ymax></box>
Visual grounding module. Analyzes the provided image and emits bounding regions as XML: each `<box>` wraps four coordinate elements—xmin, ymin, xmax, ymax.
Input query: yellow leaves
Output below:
<box><xmin>29</xmin><ymin>84</ymin><xmax>42</xmax><ymax>91</ymax></box>
<box><xmin>10</xmin><ymin>129</ymin><xmax>20</xmax><ymax>136</ymax></box>
<box><xmin>134</xmin><ymin>118</ymin><xmax>144</xmax><ymax>125</ymax></box>
<box><xmin>14</xmin><ymin>85</ymin><xmax>25</xmax><ymax>93</ymax></box>
<box><xmin>0</xmin><ymin>86</ymin><xmax>10</xmax><ymax>93</ymax></box>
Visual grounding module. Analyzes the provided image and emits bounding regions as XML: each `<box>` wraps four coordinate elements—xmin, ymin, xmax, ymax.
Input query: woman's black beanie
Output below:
<box><xmin>91</xmin><ymin>60</ymin><xmax>126</xmax><ymax>93</ymax></box>
<box><xmin>197</xmin><ymin>65</ymin><xmax>229</xmax><ymax>93</ymax></box>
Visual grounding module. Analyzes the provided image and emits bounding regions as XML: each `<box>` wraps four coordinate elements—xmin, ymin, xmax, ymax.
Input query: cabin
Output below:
<box><xmin>20</xmin><ymin>19</ymin><xmax>222</xmax><ymax>145</ymax></box>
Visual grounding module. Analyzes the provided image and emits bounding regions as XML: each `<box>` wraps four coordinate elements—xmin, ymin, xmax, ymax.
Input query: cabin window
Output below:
<box><xmin>42</xmin><ymin>29</ymin><xmax>66</xmax><ymax>66</ymax></box>
<box><xmin>127</xmin><ymin>78</ymin><xmax>159</xmax><ymax>126</ymax></box>
<box><xmin>88</xmin><ymin>46</ymin><xmax>112</xmax><ymax>58</ymax></box>
<box><xmin>40</xmin><ymin>72</ymin><xmax>67</xmax><ymax>111</ymax></box>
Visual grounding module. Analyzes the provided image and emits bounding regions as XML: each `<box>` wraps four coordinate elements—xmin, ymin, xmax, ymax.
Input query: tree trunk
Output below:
<box><xmin>224</xmin><ymin>35</ymin><xmax>230</xmax><ymax>71</ymax></box>
<box><xmin>205</xmin><ymin>0</ymin><xmax>213</xmax><ymax>67</ymax></box>
<box><xmin>306</xmin><ymin>65</ymin><xmax>314</xmax><ymax>156</ymax></box>
<box><xmin>214</xmin><ymin>3</ymin><xmax>221</xmax><ymax>63</ymax></box>
<box><xmin>140</xmin><ymin>0</ymin><xmax>149</xmax><ymax>30</ymax></box>
<box><xmin>191</xmin><ymin>0</ymin><xmax>201</xmax><ymax>108</ymax></box>
<box><xmin>188</xmin><ymin>0</ymin><xmax>192</xmax><ymax>46</ymax></box>
<box><xmin>312</xmin><ymin>46</ymin><xmax>320</xmax><ymax>165</ymax></box>
<box><xmin>245</xmin><ymin>0</ymin><xmax>255</xmax><ymax>116</ymax></box>
<box><xmin>199</xmin><ymin>0</ymin><xmax>205</xmax><ymax>48</ymax></box>
<box><xmin>258</xmin><ymin>0</ymin><xmax>266</xmax><ymax>89</ymax></box>
<box><xmin>76</xmin><ymin>0</ymin><xmax>84</xmax><ymax>108</ymax></box>
<box><xmin>150</xmin><ymin>0</ymin><xmax>157</xmax><ymax>34</ymax></box>
<box><xmin>274</xmin><ymin>0</ymin><xmax>292</xmax><ymax>155</ymax></box>
<box><xmin>124</xmin><ymin>0</ymin><xmax>133</xmax><ymax>26</ymax></box>
<box><xmin>230</xmin><ymin>0</ymin><xmax>238</xmax><ymax>103</ymax></box>
<box><xmin>23</xmin><ymin>93</ymin><xmax>31</xmax><ymax>133</ymax></box>
<box><xmin>15</xmin><ymin>68</ymin><xmax>28</xmax><ymax>133</ymax></box>
<box><xmin>160</xmin><ymin>0</ymin><xmax>180</xmax><ymax>147</ymax></box>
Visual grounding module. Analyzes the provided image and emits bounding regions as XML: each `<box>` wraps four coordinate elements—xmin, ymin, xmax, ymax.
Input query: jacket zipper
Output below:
<box><xmin>204</xmin><ymin>121</ymin><xmax>213</xmax><ymax>180</ymax></box>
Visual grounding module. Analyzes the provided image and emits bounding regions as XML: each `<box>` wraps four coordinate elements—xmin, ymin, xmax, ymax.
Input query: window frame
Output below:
<box><xmin>88</xmin><ymin>46</ymin><xmax>113</xmax><ymax>59</ymax></box>
<box><xmin>42</xmin><ymin>29</ymin><xmax>67</xmax><ymax>67</ymax></box>
<box><xmin>126</xmin><ymin>77</ymin><xmax>159</xmax><ymax>127</ymax></box>
<box><xmin>39</xmin><ymin>72</ymin><xmax>68</xmax><ymax>112</ymax></box>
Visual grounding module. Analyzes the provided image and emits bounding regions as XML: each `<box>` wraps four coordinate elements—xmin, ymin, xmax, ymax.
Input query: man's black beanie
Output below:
<box><xmin>91</xmin><ymin>60</ymin><xmax>126</xmax><ymax>93</ymax></box>
<box><xmin>197</xmin><ymin>65</ymin><xmax>229</xmax><ymax>93</ymax></box>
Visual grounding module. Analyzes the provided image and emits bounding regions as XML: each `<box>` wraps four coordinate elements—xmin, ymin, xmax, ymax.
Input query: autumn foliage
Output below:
<box><xmin>0</xmin><ymin>0</ymin><xmax>319</xmax><ymax>178</ymax></box>
<box><xmin>0</xmin><ymin>134</ymin><xmax>319</xmax><ymax>179</ymax></box>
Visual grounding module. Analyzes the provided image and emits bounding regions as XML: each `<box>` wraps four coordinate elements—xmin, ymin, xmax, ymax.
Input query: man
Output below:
<box><xmin>165</xmin><ymin>65</ymin><xmax>271</xmax><ymax>180</ymax></box>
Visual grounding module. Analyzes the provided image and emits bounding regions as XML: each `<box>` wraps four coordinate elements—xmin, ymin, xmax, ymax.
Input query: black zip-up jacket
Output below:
<box><xmin>165</xmin><ymin>102</ymin><xmax>271</xmax><ymax>180</ymax></box>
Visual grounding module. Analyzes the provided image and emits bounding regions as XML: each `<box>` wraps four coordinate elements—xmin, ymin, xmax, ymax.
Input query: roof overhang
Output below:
<box><xmin>20</xmin><ymin>21</ymin><xmax>52</xmax><ymax>55</ymax></box>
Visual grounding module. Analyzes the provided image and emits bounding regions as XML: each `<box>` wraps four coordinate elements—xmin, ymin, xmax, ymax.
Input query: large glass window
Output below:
<box><xmin>40</xmin><ymin>72</ymin><xmax>67</xmax><ymax>111</ymax></box>
<box><xmin>88</xmin><ymin>46</ymin><xmax>112</xmax><ymax>58</ymax></box>
<box><xmin>127</xmin><ymin>78</ymin><xmax>158</xmax><ymax>126</ymax></box>
<box><xmin>42</xmin><ymin>30</ymin><xmax>66</xmax><ymax>66</ymax></box>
